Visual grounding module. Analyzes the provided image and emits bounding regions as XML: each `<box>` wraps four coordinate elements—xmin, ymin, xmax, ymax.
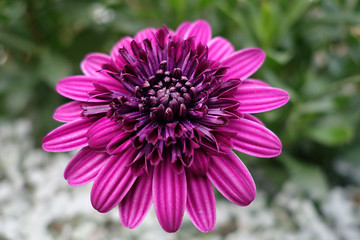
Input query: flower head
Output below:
<box><xmin>42</xmin><ymin>20</ymin><xmax>289</xmax><ymax>232</ymax></box>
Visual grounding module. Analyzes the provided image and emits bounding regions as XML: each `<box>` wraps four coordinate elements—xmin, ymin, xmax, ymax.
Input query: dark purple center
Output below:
<box><xmin>84</xmin><ymin>27</ymin><xmax>242</xmax><ymax>174</ymax></box>
<box><xmin>137</xmin><ymin>61</ymin><xmax>198</xmax><ymax>123</ymax></box>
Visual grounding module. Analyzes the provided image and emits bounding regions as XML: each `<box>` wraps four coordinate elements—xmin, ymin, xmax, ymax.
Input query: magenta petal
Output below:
<box><xmin>134</xmin><ymin>28</ymin><xmax>156</xmax><ymax>43</ymax></box>
<box><xmin>119</xmin><ymin>173</ymin><xmax>152</xmax><ymax>229</ymax></box>
<box><xmin>64</xmin><ymin>147</ymin><xmax>108</xmax><ymax>186</ymax></box>
<box><xmin>153</xmin><ymin>160</ymin><xmax>187</xmax><ymax>232</ymax></box>
<box><xmin>231</xmin><ymin>118</ymin><xmax>282</xmax><ymax>158</ymax></box>
<box><xmin>106</xmin><ymin>133</ymin><xmax>133</xmax><ymax>155</ymax></box>
<box><xmin>91</xmin><ymin>148</ymin><xmax>137</xmax><ymax>213</ymax></box>
<box><xmin>53</xmin><ymin>101</ymin><xmax>83</xmax><ymax>123</ymax></box>
<box><xmin>186</xmin><ymin>173</ymin><xmax>216</xmax><ymax>232</ymax></box>
<box><xmin>95</xmin><ymin>76</ymin><xmax>128</xmax><ymax>94</ymax></box>
<box><xmin>183</xmin><ymin>20</ymin><xmax>212</xmax><ymax>45</ymax></box>
<box><xmin>56</xmin><ymin>76</ymin><xmax>125</xmax><ymax>101</ymax></box>
<box><xmin>42</xmin><ymin>118</ymin><xmax>94</xmax><ymax>152</ymax></box>
<box><xmin>207</xmin><ymin>151</ymin><xmax>256</xmax><ymax>206</ymax></box>
<box><xmin>222</xmin><ymin>48</ymin><xmax>265</xmax><ymax>80</ymax></box>
<box><xmin>56</xmin><ymin>76</ymin><xmax>94</xmax><ymax>101</ymax></box>
<box><xmin>243</xmin><ymin>113</ymin><xmax>265</xmax><ymax>126</ymax></box>
<box><xmin>207</xmin><ymin>37</ymin><xmax>235</xmax><ymax>62</ymax></box>
<box><xmin>190</xmin><ymin>149</ymin><xmax>209</xmax><ymax>176</ymax></box>
<box><xmin>80</xmin><ymin>53</ymin><xmax>111</xmax><ymax>77</ymax></box>
<box><xmin>236</xmin><ymin>86</ymin><xmax>289</xmax><ymax>113</ymax></box>
<box><xmin>87</xmin><ymin>117</ymin><xmax>122</xmax><ymax>150</ymax></box>
<box><xmin>175</xmin><ymin>21</ymin><xmax>191</xmax><ymax>37</ymax></box>
<box><xmin>242</xmin><ymin>78</ymin><xmax>270</xmax><ymax>87</ymax></box>
<box><xmin>110</xmin><ymin>36</ymin><xmax>132</xmax><ymax>69</ymax></box>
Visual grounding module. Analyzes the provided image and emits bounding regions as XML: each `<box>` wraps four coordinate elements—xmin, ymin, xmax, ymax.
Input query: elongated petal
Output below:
<box><xmin>56</xmin><ymin>76</ymin><xmax>124</xmax><ymax>101</ymax></box>
<box><xmin>111</xmin><ymin>36</ymin><xmax>132</xmax><ymax>69</ymax></box>
<box><xmin>186</xmin><ymin>173</ymin><xmax>216</xmax><ymax>232</ymax></box>
<box><xmin>183</xmin><ymin>20</ymin><xmax>212</xmax><ymax>45</ymax></box>
<box><xmin>207</xmin><ymin>37</ymin><xmax>235</xmax><ymax>62</ymax></box>
<box><xmin>64</xmin><ymin>147</ymin><xmax>108</xmax><ymax>186</ymax></box>
<box><xmin>190</xmin><ymin>149</ymin><xmax>209</xmax><ymax>176</ymax></box>
<box><xmin>107</xmin><ymin>134</ymin><xmax>133</xmax><ymax>155</ymax></box>
<box><xmin>56</xmin><ymin>76</ymin><xmax>94</xmax><ymax>101</ymax></box>
<box><xmin>222</xmin><ymin>48</ymin><xmax>265</xmax><ymax>80</ymax></box>
<box><xmin>231</xmin><ymin>118</ymin><xmax>282</xmax><ymax>158</ymax></box>
<box><xmin>119</xmin><ymin>173</ymin><xmax>152</xmax><ymax>229</ymax></box>
<box><xmin>87</xmin><ymin>117</ymin><xmax>122</xmax><ymax>150</ymax></box>
<box><xmin>236</xmin><ymin>86</ymin><xmax>289</xmax><ymax>113</ymax></box>
<box><xmin>243</xmin><ymin>113</ymin><xmax>265</xmax><ymax>126</ymax></box>
<box><xmin>91</xmin><ymin>148</ymin><xmax>137</xmax><ymax>213</ymax></box>
<box><xmin>207</xmin><ymin>151</ymin><xmax>256</xmax><ymax>206</ymax></box>
<box><xmin>175</xmin><ymin>21</ymin><xmax>191</xmax><ymax>37</ymax></box>
<box><xmin>53</xmin><ymin>101</ymin><xmax>83</xmax><ymax>123</ymax></box>
<box><xmin>95</xmin><ymin>76</ymin><xmax>128</xmax><ymax>94</ymax></box>
<box><xmin>42</xmin><ymin>118</ymin><xmax>94</xmax><ymax>152</ymax></box>
<box><xmin>81</xmin><ymin>53</ymin><xmax>111</xmax><ymax>77</ymax></box>
<box><xmin>153</xmin><ymin>160</ymin><xmax>187</xmax><ymax>232</ymax></box>
<box><xmin>134</xmin><ymin>28</ymin><xmax>156</xmax><ymax>43</ymax></box>
<box><xmin>242</xmin><ymin>78</ymin><xmax>270</xmax><ymax>87</ymax></box>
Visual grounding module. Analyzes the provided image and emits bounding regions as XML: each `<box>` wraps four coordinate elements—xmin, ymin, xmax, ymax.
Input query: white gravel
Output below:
<box><xmin>0</xmin><ymin>119</ymin><xmax>359</xmax><ymax>240</ymax></box>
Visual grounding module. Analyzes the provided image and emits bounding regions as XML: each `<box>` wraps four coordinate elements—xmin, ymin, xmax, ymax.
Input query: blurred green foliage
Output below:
<box><xmin>1</xmin><ymin>0</ymin><xmax>360</xmax><ymax>194</ymax></box>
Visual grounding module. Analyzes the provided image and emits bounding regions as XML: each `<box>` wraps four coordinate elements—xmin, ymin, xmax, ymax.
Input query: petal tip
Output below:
<box><xmin>282</xmin><ymin>90</ymin><xmax>290</xmax><ymax>105</ymax></box>
<box><xmin>199</xmin><ymin>227</ymin><xmax>215</xmax><ymax>233</ymax></box>
<box><xmin>207</xmin><ymin>152</ymin><xmax>257</xmax><ymax>206</ymax></box>
<box><xmin>42</xmin><ymin>134</ymin><xmax>62</xmax><ymax>152</ymax></box>
<box><xmin>249</xmin><ymin>47</ymin><xmax>266</xmax><ymax>57</ymax></box>
<box><xmin>90</xmin><ymin>191</ymin><xmax>109</xmax><ymax>213</ymax></box>
<box><xmin>120</xmin><ymin>217</ymin><xmax>140</xmax><ymax>229</ymax></box>
<box><xmin>41</xmin><ymin>138</ymin><xmax>51</xmax><ymax>152</ymax></box>
<box><xmin>194</xmin><ymin>19</ymin><xmax>210</xmax><ymax>26</ymax></box>
<box><xmin>251</xmin><ymin>48</ymin><xmax>266</xmax><ymax>66</ymax></box>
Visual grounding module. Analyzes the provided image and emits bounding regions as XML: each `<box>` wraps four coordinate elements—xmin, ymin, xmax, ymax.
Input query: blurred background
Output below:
<box><xmin>0</xmin><ymin>0</ymin><xmax>359</xmax><ymax>239</ymax></box>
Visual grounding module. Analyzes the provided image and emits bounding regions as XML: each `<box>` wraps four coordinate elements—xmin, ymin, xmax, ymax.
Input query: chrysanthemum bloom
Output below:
<box><xmin>42</xmin><ymin>20</ymin><xmax>289</xmax><ymax>232</ymax></box>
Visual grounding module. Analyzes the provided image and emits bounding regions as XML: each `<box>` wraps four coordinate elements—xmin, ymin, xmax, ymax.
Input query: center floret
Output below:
<box><xmin>139</xmin><ymin>60</ymin><xmax>197</xmax><ymax>123</ymax></box>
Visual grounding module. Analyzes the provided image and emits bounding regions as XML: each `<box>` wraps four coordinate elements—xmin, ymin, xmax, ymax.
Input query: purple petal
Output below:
<box><xmin>87</xmin><ymin>117</ymin><xmax>122</xmax><ymax>150</ymax></box>
<box><xmin>186</xmin><ymin>173</ymin><xmax>216</xmax><ymax>232</ymax></box>
<box><xmin>207</xmin><ymin>37</ymin><xmax>235</xmax><ymax>62</ymax></box>
<box><xmin>56</xmin><ymin>76</ymin><xmax>95</xmax><ymax>101</ymax></box>
<box><xmin>134</xmin><ymin>28</ymin><xmax>156</xmax><ymax>43</ymax></box>
<box><xmin>222</xmin><ymin>48</ymin><xmax>265</xmax><ymax>80</ymax></box>
<box><xmin>236</xmin><ymin>86</ymin><xmax>289</xmax><ymax>113</ymax></box>
<box><xmin>242</xmin><ymin>78</ymin><xmax>270</xmax><ymax>87</ymax></box>
<box><xmin>53</xmin><ymin>101</ymin><xmax>83</xmax><ymax>123</ymax></box>
<box><xmin>107</xmin><ymin>134</ymin><xmax>133</xmax><ymax>155</ymax></box>
<box><xmin>207</xmin><ymin>151</ymin><xmax>256</xmax><ymax>206</ymax></box>
<box><xmin>189</xmin><ymin>149</ymin><xmax>209</xmax><ymax>176</ymax></box>
<box><xmin>119</xmin><ymin>173</ymin><xmax>152</xmax><ymax>229</ymax></box>
<box><xmin>243</xmin><ymin>113</ymin><xmax>265</xmax><ymax>126</ymax></box>
<box><xmin>175</xmin><ymin>21</ymin><xmax>192</xmax><ymax>37</ymax></box>
<box><xmin>64</xmin><ymin>147</ymin><xmax>108</xmax><ymax>186</ymax></box>
<box><xmin>91</xmin><ymin>148</ymin><xmax>137</xmax><ymax>213</ymax></box>
<box><xmin>80</xmin><ymin>53</ymin><xmax>111</xmax><ymax>77</ymax></box>
<box><xmin>95</xmin><ymin>76</ymin><xmax>128</xmax><ymax>94</ymax></box>
<box><xmin>183</xmin><ymin>20</ymin><xmax>212</xmax><ymax>45</ymax></box>
<box><xmin>153</xmin><ymin>160</ymin><xmax>187</xmax><ymax>232</ymax></box>
<box><xmin>56</xmin><ymin>75</ymin><xmax>125</xmax><ymax>101</ymax></box>
<box><xmin>42</xmin><ymin>118</ymin><xmax>95</xmax><ymax>152</ymax></box>
<box><xmin>231</xmin><ymin>118</ymin><xmax>282</xmax><ymax>158</ymax></box>
<box><xmin>110</xmin><ymin>36</ymin><xmax>133</xmax><ymax>69</ymax></box>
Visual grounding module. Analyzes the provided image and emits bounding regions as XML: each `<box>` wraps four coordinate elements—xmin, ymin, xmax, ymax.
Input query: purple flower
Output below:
<box><xmin>42</xmin><ymin>20</ymin><xmax>289</xmax><ymax>232</ymax></box>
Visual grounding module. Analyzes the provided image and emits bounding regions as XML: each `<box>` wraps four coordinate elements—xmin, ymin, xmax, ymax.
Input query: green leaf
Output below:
<box><xmin>306</xmin><ymin>123</ymin><xmax>354</xmax><ymax>146</ymax></box>
<box><xmin>0</xmin><ymin>30</ymin><xmax>41</xmax><ymax>54</ymax></box>
<box><xmin>39</xmin><ymin>50</ymin><xmax>72</xmax><ymax>87</ymax></box>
